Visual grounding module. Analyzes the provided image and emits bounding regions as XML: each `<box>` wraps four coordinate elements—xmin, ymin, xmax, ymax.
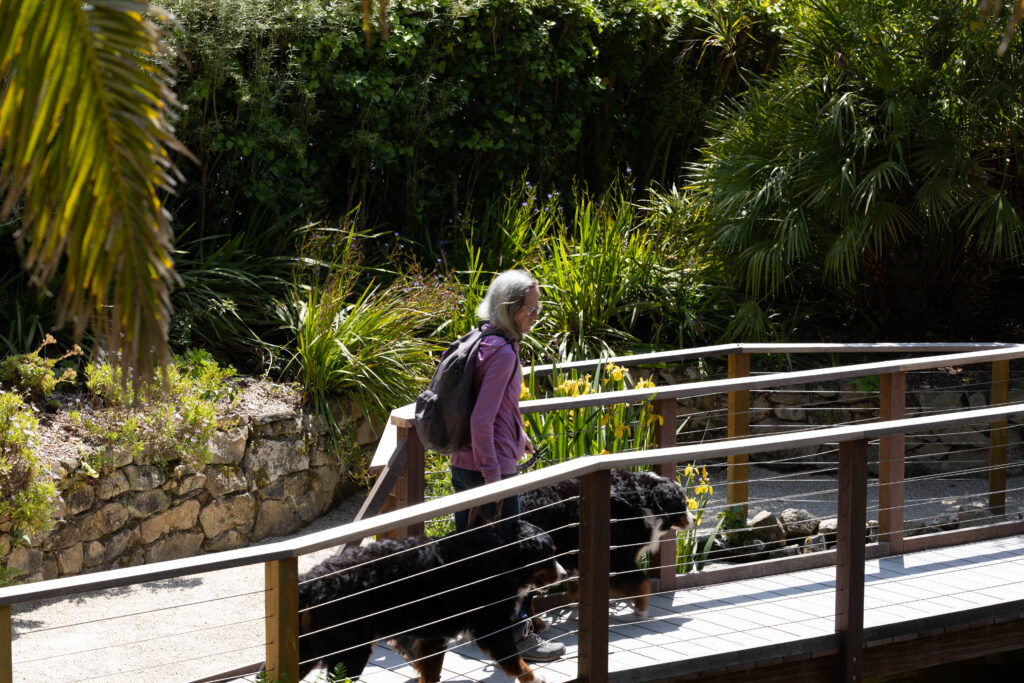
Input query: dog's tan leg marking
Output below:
<box><xmin>411</xmin><ymin>637</ymin><xmax>446</xmax><ymax>683</ymax></box>
<box><xmin>610</xmin><ymin>578</ymin><xmax>651</xmax><ymax>618</ymax></box>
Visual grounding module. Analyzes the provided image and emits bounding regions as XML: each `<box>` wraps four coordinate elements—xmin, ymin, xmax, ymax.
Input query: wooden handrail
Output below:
<box><xmin>514</xmin><ymin>346</ymin><xmax>1024</xmax><ymax>415</ymax></box>
<box><xmin>524</xmin><ymin>341</ymin><xmax>1016</xmax><ymax>377</ymax></box>
<box><xmin>3</xmin><ymin>402</ymin><xmax>1023</xmax><ymax>608</ymax></box>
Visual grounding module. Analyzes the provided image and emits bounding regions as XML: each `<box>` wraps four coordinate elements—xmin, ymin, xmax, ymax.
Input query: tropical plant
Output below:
<box><xmin>0</xmin><ymin>0</ymin><xmax>187</xmax><ymax>383</ymax></box>
<box><xmin>688</xmin><ymin>0</ymin><xmax>1024</xmax><ymax>339</ymax></box>
<box><xmin>279</xmin><ymin>227</ymin><xmax>447</xmax><ymax>456</ymax></box>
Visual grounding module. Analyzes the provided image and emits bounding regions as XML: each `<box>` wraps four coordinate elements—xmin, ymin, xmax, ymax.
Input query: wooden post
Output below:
<box><xmin>835</xmin><ymin>439</ymin><xmax>867</xmax><ymax>683</ymax></box>
<box><xmin>727</xmin><ymin>352</ymin><xmax>750</xmax><ymax>518</ymax></box>
<box><xmin>990</xmin><ymin>360</ymin><xmax>1009</xmax><ymax>517</ymax></box>
<box><xmin>578</xmin><ymin>470</ymin><xmax>611</xmax><ymax>683</ymax></box>
<box><xmin>1</xmin><ymin>604</ymin><xmax>11</xmax><ymax>683</ymax></box>
<box><xmin>383</xmin><ymin>427</ymin><xmax>425</xmax><ymax>540</ymax></box>
<box><xmin>653</xmin><ymin>398</ymin><xmax>679</xmax><ymax>591</ymax></box>
<box><xmin>265</xmin><ymin>558</ymin><xmax>300</xmax><ymax>683</ymax></box>
<box><xmin>405</xmin><ymin>427</ymin><xmax>426</xmax><ymax>538</ymax></box>
<box><xmin>878</xmin><ymin>372</ymin><xmax>905</xmax><ymax>555</ymax></box>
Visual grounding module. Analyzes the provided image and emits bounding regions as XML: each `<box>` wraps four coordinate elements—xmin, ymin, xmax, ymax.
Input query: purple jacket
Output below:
<box><xmin>450</xmin><ymin>325</ymin><xmax>526</xmax><ymax>484</ymax></box>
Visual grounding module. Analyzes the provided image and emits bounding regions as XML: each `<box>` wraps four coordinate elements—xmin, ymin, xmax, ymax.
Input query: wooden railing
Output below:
<box><xmin>2</xmin><ymin>343</ymin><xmax>1023</xmax><ymax>682</ymax></box>
<box><xmin>2</xmin><ymin>402</ymin><xmax>1023</xmax><ymax>682</ymax></box>
<box><xmin>374</xmin><ymin>344</ymin><xmax>1023</xmax><ymax>585</ymax></box>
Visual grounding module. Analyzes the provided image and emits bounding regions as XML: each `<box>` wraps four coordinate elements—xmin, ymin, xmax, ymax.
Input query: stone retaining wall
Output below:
<box><xmin>2</xmin><ymin>409</ymin><xmax>355</xmax><ymax>584</ymax></box>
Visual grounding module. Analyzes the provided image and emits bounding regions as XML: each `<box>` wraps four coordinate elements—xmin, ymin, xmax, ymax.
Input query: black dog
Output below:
<box><xmin>296</xmin><ymin>520</ymin><xmax>565</xmax><ymax>682</ymax></box>
<box><xmin>520</xmin><ymin>468</ymin><xmax>694</xmax><ymax>622</ymax></box>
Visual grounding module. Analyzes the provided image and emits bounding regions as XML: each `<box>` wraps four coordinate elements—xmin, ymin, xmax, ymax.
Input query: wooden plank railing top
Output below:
<box><xmin>525</xmin><ymin>341</ymin><xmax>1017</xmax><ymax>376</ymax></box>
<box><xmin>3</xmin><ymin>402</ymin><xmax>1022</xmax><ymax>608</ymax></box>
<box><xmin>390</xmin><ymin>345</ymin><xmax>1024</xmax><ymax>427</ymax></box>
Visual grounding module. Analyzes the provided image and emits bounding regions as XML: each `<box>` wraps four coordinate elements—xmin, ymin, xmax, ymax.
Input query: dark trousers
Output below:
<box><xmin>450</xmin><ymin>466</ymin><xmax>520</xmax><ymax>532</ymax></box>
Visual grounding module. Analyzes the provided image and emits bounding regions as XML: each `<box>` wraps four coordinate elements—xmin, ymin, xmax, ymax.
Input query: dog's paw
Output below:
<box><xmin>519</xmin><ymin>671</ymin><xmax>548</xmax><ymax>683</ymax></box>
<box><xmin>633</xmin><ymin>608</ymin><xmax>649</xmax><ymax>620</ymax></box>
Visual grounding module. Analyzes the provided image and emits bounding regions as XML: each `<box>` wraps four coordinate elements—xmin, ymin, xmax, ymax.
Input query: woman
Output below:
<box><xmin>450</xmin><ymin>268</ymin><xmax>565</xmax><ymax>663</ymax></box>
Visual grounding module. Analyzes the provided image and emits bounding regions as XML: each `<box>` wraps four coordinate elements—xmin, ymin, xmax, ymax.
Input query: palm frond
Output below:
<box><xmin>0</xmin><ymin>0</ymin><xmax>187</xmax><ymax>385</ymax></box>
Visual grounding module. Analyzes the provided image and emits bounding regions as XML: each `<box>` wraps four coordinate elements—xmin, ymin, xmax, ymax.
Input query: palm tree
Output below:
<box><xmin>687</xmin><ymin>0</ymin><xmax>1024</xmax><ymax>339</ymax></box>
<box><xmin>0</xmin><ymin>0</ymin><xmax>185</xmax><ymax>382</ymax></box>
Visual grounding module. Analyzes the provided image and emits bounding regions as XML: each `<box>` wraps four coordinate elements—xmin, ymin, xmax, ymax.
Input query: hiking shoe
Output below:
<box><xmin>516</xmin><ymin>621</ymin><xmax>565</xmax><ymax>662</ymax></box>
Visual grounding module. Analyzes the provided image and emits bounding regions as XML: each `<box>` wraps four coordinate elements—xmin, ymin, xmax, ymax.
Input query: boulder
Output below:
<box><xmin>779</xmin><ymin>508</ymin><xmax>819</xmax><ymax>541</ymax></box>
<box><xmin>199</xmin><ymin>494</ymin><xmax>256</xmax><ymax>539</ymax></box>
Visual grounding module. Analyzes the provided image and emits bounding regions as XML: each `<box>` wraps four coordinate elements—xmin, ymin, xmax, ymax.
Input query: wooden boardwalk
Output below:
<box><xmin>329</xmin><ymin>534</ymin><xmax>1024</xmax><ymax>682</ymax></box>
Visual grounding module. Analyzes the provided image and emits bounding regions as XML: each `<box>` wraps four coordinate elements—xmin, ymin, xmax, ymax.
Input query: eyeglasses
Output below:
<box><xmin>524</xmin><ymin>304</ymin><xmax>542</xmax><ymax>316</ymax></box>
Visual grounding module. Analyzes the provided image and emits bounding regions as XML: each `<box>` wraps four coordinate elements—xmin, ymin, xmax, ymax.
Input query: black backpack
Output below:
<box><xmin>415</xmin><ymin>326</ymin><xmax>513</xmax><ymax>454</ymax></box>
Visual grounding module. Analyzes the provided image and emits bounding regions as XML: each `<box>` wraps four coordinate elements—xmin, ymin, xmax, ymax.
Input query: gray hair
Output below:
<box><xmin>476</xmin><ymin>269</ymin><xmax>538</xmax><ymax>341</ymax></box>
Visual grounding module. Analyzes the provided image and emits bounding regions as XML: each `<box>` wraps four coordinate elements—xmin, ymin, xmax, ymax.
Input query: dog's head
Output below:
<box><xmin>630</xmin><ymin>470</ymin><xmax>696</xmax><ymax>534</ymax></box>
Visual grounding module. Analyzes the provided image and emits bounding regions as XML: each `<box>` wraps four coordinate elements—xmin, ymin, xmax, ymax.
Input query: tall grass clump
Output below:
<box><xmin>492</xmin><ymin>180</ymin><xmax>694</xmax><ymax>362</ymax></box>
<box><xmin>280</xmin><ymin>226</ymin><xmax>448</xmax><ymax>459</ymax></box>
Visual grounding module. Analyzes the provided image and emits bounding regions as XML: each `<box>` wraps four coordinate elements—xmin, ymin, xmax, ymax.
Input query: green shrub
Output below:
<box><xmin>0</xmin><ymin>334</ymin><xmax>81</xmax><ymax>401</ymax></box>
<box><xmin>70</xmin><ymin>355</ymin><xmax>237</xmax><ymax>473</ymax></box>
<box><xmin>0</xmin><ymin>391</ymin><xmax>56</xmax><ymax>542</ymax></box>
<box><xmin>688</xmin><ymin>0</ymin><xmax>1024</xmax><ymax>339</ymax></box>
<box><xmin>159</xmin><ymin>0</ymin><xmax>784</xmax><ymax>241</ymax></box>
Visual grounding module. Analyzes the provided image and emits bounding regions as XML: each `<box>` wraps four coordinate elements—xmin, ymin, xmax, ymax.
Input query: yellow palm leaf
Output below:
<box><xmin>0</xmin><ymin>0</ymin><xmax>188</xmax><ymax>386</ymax></box>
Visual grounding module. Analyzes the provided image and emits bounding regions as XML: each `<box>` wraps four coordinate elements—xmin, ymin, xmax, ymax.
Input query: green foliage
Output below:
<box><xmin>280</xmin><ymin>227</ymin><xmax>447</xmax><ymax>453</ymax></box>
<box><xmin>0</xmin><ymin>335</ymin><xmax>81</xmax><ymax>402</ymax></box>
<box><xmin>688</xmin><ymin>0</ymin><xmax>1024</xmax><ymax>338</ymax></box>
<box><xmin>0</xmin><ymin>390</ymin><xmax>56</xmax><ymax>542</ymax></box>
<box><xmin>70</xmin><ymin>355</ymin><xmax>237</xmax><ymax>473</ymax></box>
<box><xmin>676</xmin><ymin>463</ymin><xmax>718</xmax><ymax>573</ymax></box>
<box><xmin>522</xmin><ymin>361</ymin><xmax>663</xmax><ymax>463</ymax></box>
<box><xmin>158</xmin><ymin>0</ymin><xmax>783</xmax><ymax>240</ymax></box>
<box><xmin>0</xmin><ymin>1</ymin><xmax>186</xmax><ymax>383</ymax></box>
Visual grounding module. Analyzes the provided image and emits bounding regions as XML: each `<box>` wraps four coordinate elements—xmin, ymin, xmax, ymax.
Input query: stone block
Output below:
<box><xmin>773</xmin><ymin>406</ymin><xmax>806</xmax><ymax>422</ymax></box>
<box><xmin>95</xmin><ymin>471</ymin><xmax>130</xmax><ymax>500</ymax></box>
<box><xmin>745</xmin><ymin>510</ymin><xmax>785</xmax><ymax>547</ymax></box>
<box><xmin>126</xmin><ymin>490</ymin><xmax>170</xmax><ymax>518</ymax></box>
<box><xmin>166</xmin><ymin>474</ymin><xmax>207</xmax><ymax>497</ymax></box>
<box><xmin>102</xmin><ymin>529</ymin><xmax>134</xmax><ymax>564</ymax></box>
<box><xmin>915</xmin><ymin>389</ymin><xmax>963</xmax><ymax>412</ymax></box>
<box><xmin>243</xmin><ymin>438</ymin><xmax>309</xmax><ymax>487</ymax></box>
<box><xmin>145</xmin><ymin>531</ymin><xmax>204</xmax><ymax>564</ymax></box>
<box><xmin>203</xmin><ymin>529</ymin><xmax>247</xmax><ymax>553</ymax></box>
<box><xmin>6</xmin><ymin>546</ymin><xmax>43</xmax><ymax>575</ymax></box>
<box><xmin>81</xmin><ymin>503</ymin><xmax>130</xmax><ymax>542</ymax></box>
<box><xmin>83</xmin><ymin>541</ymin><xmax>105</xmax><ymax>567</ymax></box>
<box><xmin>210</xmin><ymin>427</ymin><xmax>249</xmax><ymax>465</ymax></box>
<box><xmin>123</xmin><ymin>465</ymin><xmax>166</xmax><ymax>491</ymax></box>
<box><xmin>42</xmin><ymin>520</ymin><xmax>81</xmax><ymax>551</ymax></box>
<box><xmin>138</xmin><ymin>500</ymin><xmax>200</xmax><ymax>544</ymax></box>
<box><xmin>42</xmin><ymin>559</ymin><xmax>59</xmax><ymax>581</ymax></box>
<box><xmin>252</xmin><ymin>499</ymin><xmax>300</xmax><ymax>540</ymax></box>
<box><xmin>205</xmin><ymin>466</ymin><xmax>248</xmax><ymax>496</ymax></box>
<box><xmin>64</xmin><ymin>483</ymin><xmax>96</xmax><ymax>515</ymax></box>
<box><xmin>199</xmin><ymin>494</ymin><xmax>256</xmax><ymax>539</ymax></box>
<box><xmin>0</xmin><ymin>534</ymin><xmax>10</xmax><ymax>561</ymax></box>
<box><xmin>252</xmin><ymin>415</ymin><xmax>302</xmax><ymax>437</ymax></box>
<box><xmin>57</xmin><ymin>543</ymin><xmax>84</xmax><ymax>575</ymax></box>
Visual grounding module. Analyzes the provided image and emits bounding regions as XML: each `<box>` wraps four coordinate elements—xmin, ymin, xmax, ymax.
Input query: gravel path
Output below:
<box><xmin>9</xmin><ymin>467</ymin><xmax>1023</xmax><ymax>683</ymax></box>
